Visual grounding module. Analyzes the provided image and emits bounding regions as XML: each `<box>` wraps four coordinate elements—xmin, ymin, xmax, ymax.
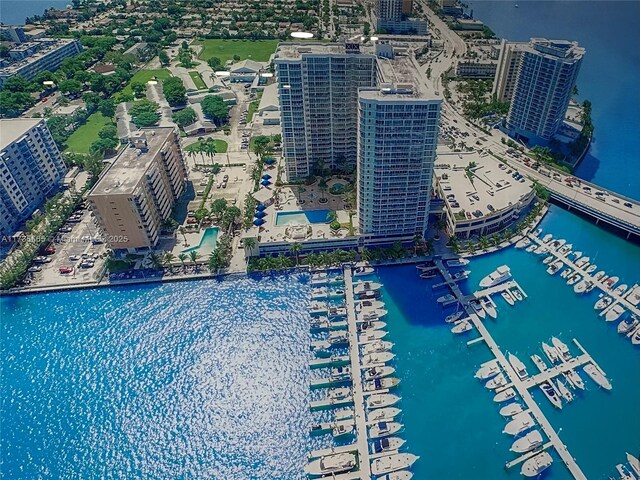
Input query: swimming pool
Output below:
<box><xmin>275</xmin><ymin>210</ymin><xmax>331</xmax><ymax>226</ymax></box>
<box><xmin>182</xmin><ymin>227</ymin><xmax>219</xmax><ymax>253</ymax></box>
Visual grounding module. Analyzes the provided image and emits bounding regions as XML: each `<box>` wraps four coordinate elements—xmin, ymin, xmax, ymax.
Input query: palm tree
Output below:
<box><xmin>490</xmin><ymin>233</ymin><xmax>501</xmax><ymax>247</ymax></box>
<box><xmin>318</xmin><ymin>178</ymin><xmax>328</xmax><ymax>202</ymax></box>
<box><xmin>177</xmin><ymin>252</ymin><xmax>188</xmax><ymax>272</ymax></box>
<box><xmin>479</xmin><ymin>236</ymin><xmax>490</xmax><ymax>249</ymax></box>
<box><xmin>163</xmin><ymin>252</ymin><xmax>176</xmax><ymax>271</ymax></box>
<box><xmin>243</xmin><ymin>237</ymin><xmax>257</xmax><ymax>257</ymax></box>
<box><xmin>147</xmin><ymin>252</ymin><xmax>164</xmax><ymax>270</ymax></box>
<box><xmin>189</xmin><ymin>250</ymin><xmax>201</xmax><ymax>266</ymax></box>
<box><xmin>290</xmin><ymin>242</ymin><xmax>302</xmax><ymax>265</ymax></box>
<box><xmin>179</xmin><ymin>226</ymin><xmax>188</xmax><ymax>246</ymax></box>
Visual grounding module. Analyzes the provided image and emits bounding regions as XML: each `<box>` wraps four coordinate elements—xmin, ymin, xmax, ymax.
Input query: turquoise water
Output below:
<box><xmin>275</xmin><ymin>210</ymin><xmax>331</xmax><ymax>226</ymax></box>
<box><xmin>182</xmin><ymin>227</ymin><xmax>219</xmax><ymax>253</ymax></box>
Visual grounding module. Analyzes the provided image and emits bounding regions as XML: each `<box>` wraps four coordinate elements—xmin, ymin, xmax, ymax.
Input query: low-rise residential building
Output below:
<box><xmin>88</xmin><ymin>128</ymin><xmax>187</xmax><ymax>252</ymax></box>
<box><xmin>0</xmin><ymin>119</ymin><xmax>67</xmax><ymax>237</ymax></box>
<box><xmin>455</xmin><ymin>60</ymin><xmax>497</xmax><ymax>78</ymax></box>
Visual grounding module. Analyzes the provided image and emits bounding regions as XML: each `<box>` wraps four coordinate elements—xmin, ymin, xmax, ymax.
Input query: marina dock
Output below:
<box><xmin>309</xmin><ymin>355</ymin><xmax>350</xmax><ymax>369</ymax></box>
<box><xmin>434</xmin><ymin>260</ymin><xmax>588</xmax><ymax>480</ymax></box>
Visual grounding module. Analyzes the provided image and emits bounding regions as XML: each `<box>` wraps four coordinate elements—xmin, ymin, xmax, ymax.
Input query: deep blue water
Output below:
<box><xmin>467</xmin><ymin>0</ymin><xmax>640</xmax><ymax>199</ymax></box>
<box><xmin>0</xmin><ymin>0</ymin><xmax>69</xmax><ymax>25</ymax></box>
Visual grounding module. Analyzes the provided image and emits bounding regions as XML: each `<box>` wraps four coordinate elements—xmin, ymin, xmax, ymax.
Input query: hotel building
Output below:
<box><xmin>0</xmin><ymin>119</ymin><xmax>67</xmax><ymax>236</ymax></box>
<box><xmin>506</xmin><ymin>38</ymin><xmax>585</xmax><ymax>145</ymax></box>
<box><xmin>88</xmin><ymin>128</ymin><xmax>187</xmax><ymax>252</ymax></box>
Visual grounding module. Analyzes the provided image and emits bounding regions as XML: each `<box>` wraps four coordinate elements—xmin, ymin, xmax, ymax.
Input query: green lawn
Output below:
<box><xmin>65</xmin><ymin>113</ymin><xmax>113</xmax><ymax>154</ymax></box>
<box><xmin>194</xmin><ymin>39</ymin><xmax>279</xmax><ymax>63</ymax></box>
<box><xmin>118</xmin><ymin>69</ymin><xmax>172</xmax><ymax>98</ymax></box>
<box><xmin>188</xmin><ymin>71</ymin><xmax>207</xmax><ymax>90</ymax></box>
<box><xmin>185</xmin><ymin>139</ymin><xmax>228</xmax><ymax>153</ymax></box>
<box><xmin>247</xmin><ymin>100</ymin><xmax>259</xmax><ymax>123</ymax></box>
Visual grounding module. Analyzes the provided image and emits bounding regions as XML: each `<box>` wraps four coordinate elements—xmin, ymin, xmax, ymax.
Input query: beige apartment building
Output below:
<box><xmin>88</xmin><ymin>128</ymin><xmax>187</xmax><ymax>251</ymax></box>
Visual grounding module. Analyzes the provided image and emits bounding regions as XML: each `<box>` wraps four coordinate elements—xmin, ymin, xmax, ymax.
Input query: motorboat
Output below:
<box><xmin>575</xmin><ymin>256</ymin><xmax>590</xmax><ymax>268</ymax></box>
<box><xmin>542</xmin><ymin>254</ymin><xmax>555</xmax><ymax>265</ymax></box>
<box><xmin>564</xmin><ymin>369</ymin><xmax>585</xmax><ymax>390</ymax></box>
<box><xmin>552</xmin><ymin>336</ymin><xmax>571</xmax><ymax>361</ymax></box>
<box><xmin>334</xmin><ymin>408</ymin><xmax>354</xmax><ymax>421</ymax></box>
<box><xmin>357</xmin><ymin>320</ymin><xmax>387</xmax><ymax>332</ymax></box>
<box><xmin>613</xmin><ymin>283</ymin><xmax>629</xmax><ymax>296</ymax></box>
<box><xmin>311</xmin><ymin>288</ymin><xmax>345</xmax><ymax>300</ymax></box>
<box><xmin>371</xmin><ymin>437</ymin><xmax>407</xmax><ymax>454</ymax></box>
<box><xmin>353</xmin><ymin>281</ymin><xmax>382</xmax><ymax>294</ymax></box>
<box><xmin>364</xmin><ymin>377</ymin><xmax>400</xmax><ymax>392</ymax></box>
<box><xmin>540</xmin><ymin>382</ymin><xmax>563</xmax><ymax>409</ymax></box>
<box><xmin>361</xmin><ymin>340</ymin><xmax>393</xmax><ymax>356</ymax></box>
<box><xmin>485</xmin><ymin>373</ymin><xmax>507</xmax><ymax>390</ymax></box>
<box><xmin>508</xmin><ymin>353</ymin><xmax>528</xmax><ymax>379</ymax></box>
<box><xmin>583</xmin><ymin>364</ymin><xmax>612</xmax><ymax>390</ymax></box>
<box><xmin>531</xmin><ymin>354</ymin><xmax>548</xmax><ymax>373</ymax></box>
<box><xmin>444</xmin><ymin>310</ymin><xmax>464</xmax><ymax>323</ymax></box>
<box><xmin>499</xmin><ymin>402</ymin><xmax>524</xmax><ymax>417</ymax></box>
<box><xmin>534</xmin><ymin>244</ymin><xmax>549</xmax><ymax>255</ymax></box>
<box><xmin>436</xmin><ymin>294</ymin><xmax>455</xmax><ymax>304</ymax></box>
<box><xmin>327</xmin><ymin>330</ymin><xmax>350</xmax><ymax>345</ymax></box>
<box><xmin>574</xmin><ymin>279</ymin><xmax>592</xmax><ymax>294</ymax></box>
<box><xmin>585</xmin><ymin>264</ymin><xmax>597</xmax><ymax>274</ymax></box>
<box><xmin>510</xmin><ymin>430</ymin><xmax>543</xmax><ymax>453</ymax></box>
<box><xmin>376</xmin><ymin>471</ymin><xmax>413</xmax><ymax>480</ymax></box>
<box><xmin>309</xmin><ymin>302</ymin><xmax>328</xmax><ymax>316</ymax></box>
<box><xmin>493</xmin><ymin>388</ymin><xmax>516</xmax><ymax>403</ymax></box>
<box><xmin>480</xmin><ymin>297</ymin><xmax>497</xmax><ymax>319</ymax></box>
<box><xmin>359</xmin><ymin>330</ymin><xmax>388</xmax><ymax>344</ymax></box>
<box><xmin>605</xmin><ymin>304</ymin><xmax>626</xmax><ymax>322</ymax></box>
<box><xmin>356</xmin><ymin>290</ymin><xmax>381</xmax><ymax>300</ymax></box>
<box><xmin>356</xmin><ymin>300</ymin><xmax>385</xmax><ymax>312</ymax></box>
<box><xmin>593</xmin><ymin>270</ymin><xmax>606</xmax><ymax>281</ymax></box>
<box><xmin>595</xmin><ymin>295</ymin><xmax>613</xmax><ymax>310</ymax></box>
<box><xmin>470</xmin><ymin>299</ymin><xmax>486</xmax><ymax>318</ymax></box>
<box><xmin>511</xmin><ymin>288</ymin><xmax>523</xmax><ymax>301</ymax></box>
<box><xmin>503</xmin><ymin>411</ymin><xmax>535</xmax><ymax>436</ymax></box>
<box><xmin>366</xmin><ymin>393</ymin><xmax>401</xmax><ymax>409</ymax></box>
<box><xmin>626</xmin><ymin>452</ymin><xmax>640</xmax><ymax>477</ymax></box>
<box><xmin>451</xmin><ymin>270</ymin><xmax>471</xmax><ymax>281</ymax></box>
<box><xmin>616</xmin><ymin>464</ymin><xmax>636</xmax><ymax>480</ymax></box>
<box><xmin>556</xmin><ymin>378</ymin><xmax>574</xmax><ymax>402</ymax></box>
<box><xmin>369</xmin><ymin>421</ymin><xmax>403</xmax><ymax>439</ymax></box>
<box><xmin>571</xmin><ymin>250</ymin><xmax>582</xmax><ymax>260</ymax></box>
<box><xmin>618</xmin><ymin>316</ymin><xmax>639</xmax><ymax>334</ymax></box>
<box><xmin>367</xmin><ymin>407</ymin><xmax>402</xmax><ymax>423</ymax></box>
<box><xmin>533</xmin><ymin>228</ymin><xmax>543</xmax><ymax>237</ymax></box>
<box><xmin>546</xmin><ymin>260</ymin><xmax>563</xmax><ymax>275</ymax></box>
<box><xmin>304</xmin><ymin>453</ymin><xmax>357</xmax><ymax>477</ymax></box>
<box><xmin>525</xmin><ymin>245</ymin><xmax>537</xmax><ymax>253</ymax></box>
<box><xmin>358</xmin><ymin>308</ymin><xmax>388</xmax><ymax>321</ymax></box>
<box><xmin>451</xmin><ymin>320</ymin><xmax>472</xmax><ymax>334</ymax></box>
<box><xmin>362</xmin><ymin>351</ymin><xmax>395</xmax><ymax>366</ymax></box>
<box><xmin>416</xmin><ymin>261</ymin><xmax>436</xmax><ymax>271</ymax></box>
<box><xmin>501</xmin><ymin>290</ymin><xmax>515</xmax><ymax>306</ymax></box>
<box><xmin>560</xmin><ymin>267</ymin><xmax>573</xmax><ymax>279</ymax></box>
<box><xmin>447</xmin><ymin>258</ymin><xmax>470</xmax><ymax>267</ymax></box>
<box><xmin>633</xmin><ymin>326</ymin><xmax>640</xmax><ymax>345</ymax></box>
<box><xmin>327</xmin><ymin>306</ymin><xmax>347</xmax><ymax>318</ymax></box>
<box><xmin>364</xmin><ymin>366</ymin><xmax>395</xmax><ymax>380</ymax></box>
<box><xmin>332</xmin><ymin>423</ymin><xmax>354</xmax><ymax>438</ymax></box>
<box><xmin>567</xmin><ymin>272</ymin><xmax>581</xmax><ymax>286</ymax></box>
<box><xmin>370</xmin><ymin>454</ymin><xmax>419</xmax><ymax>476</ymax></box>
<box><xmin>353</xmin><ymin>265</ymin><xmax>374</xmax><ymax>277</ymax></box>
<box><xmin>542</xmin><ymin>342</ymin><xmax>561</xmax><ymax>364</ymax></box>
<box><xmin>604</xmin><ymin>275</ymin><xmax>620</xmax><ymax>289</ymax></box>
<box><xmin>515</xmin><ymin>238</ymin><xmax>531</xmax><ymax>249</ymax></box>
<box><xmin>420</xmin><ymin>271</ymin><xmax>438</xmax><ymax>279</ymax></box>
<box><xmin>558</xmin><ymin>243</ymin><xmax>572</xmax><ymax>255</ymax></box>
<box><xmin>521</xmin><ymin>452</ymin><xmax>553</xmax><ymax>477</ymax></box>
<box><xmin>541</xmin><ymin>234</ymin><xmax>553</xmax><ymax>243</ymax></box>
<box><xmin>311</xmin><ymin>274</ymin><xmax>344</xmax><ymax>286</ymax></box>
<box><xmin>475</xmin><ymin>359</ymin><xmax>500</xmax><ymax>380</ymax></box>
<box><xmin>330</xmin><ymin>366</ymin><xmax>352</xmax><ymax>382</ymax></box>
<box><xmin>479</xmin><ymin>265</ymin><xmax>511</xmax><ymax>288</ymax></box>
<box><xmin>311</xmin><ymin>272</ymin><xmax>328</xmax><ymax>281</ymax></box>
<box><xmin>584</xmin><ymin>281</ymin><xmax>597</xmax><ymax>293</ymax></box>
<box><xmin>552</xmin><ymin>239</ymin><xmax>566</xmax><ymax>250</ymax></box>
<box><xmin>327</xmin><ymin>387</ymin><xmax>352</xmax><ymax>401</ymax></box>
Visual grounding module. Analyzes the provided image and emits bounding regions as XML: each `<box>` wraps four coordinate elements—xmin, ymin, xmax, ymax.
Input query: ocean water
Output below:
<box><xmin>466</xmin><ymin>0</ymin><xmax>640</xmax><ymax>199</ymax></box>
<box><xmin>0</xmin><ymin>0</ymin><xmax>69</xmax><ymax>25</ymax></box>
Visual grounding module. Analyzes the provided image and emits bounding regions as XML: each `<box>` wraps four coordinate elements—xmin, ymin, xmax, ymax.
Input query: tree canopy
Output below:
<box><xmin>172</xmin><ymin>107</ymin><xmax>197</xmax><ymax>127</ymax></box>
<box><xmin>200</xmin><ymin>95</ymin><xmax>229</xmax><ymax>125</ymax></box>
<box><xmin>162</xmin><ymin>76</ymin><xmax>186</xmax><ymax>106</ymax></box>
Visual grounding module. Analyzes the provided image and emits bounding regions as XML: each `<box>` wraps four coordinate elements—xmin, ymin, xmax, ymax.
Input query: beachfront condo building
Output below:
<box><xmin>88</xmin><ymin>128</ymin><xmax>187</xmax><ymax>252</ymax></box>
<box><xmin>506</xmin><ymin>38</ymin><xmax>585</xmax><ymax>145</ymax></box>
<box><xmin>375</xmin><ymin>0</ymin><xmax>428</xmax><ymax>34</ymax></box>
<box><xmin>0</xmin><ymin>119</ymin><xmax>67</xmax><ymax>237</ymax></box>
<box><xmin>274</xmin><ymin>43</ymin><xmax>377</xmax><ymax>181</ymax></box>
<box><xmin>492</xmin><ymin>40</ymin><xmax>527</xmax><ymax>102</ymax></box>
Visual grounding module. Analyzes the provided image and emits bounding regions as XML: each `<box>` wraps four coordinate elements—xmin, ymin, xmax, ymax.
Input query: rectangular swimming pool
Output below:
<box><xmin>275</xmin><ymin>210</ymin><xmax>331</xmax><ymax>226</ymax></box>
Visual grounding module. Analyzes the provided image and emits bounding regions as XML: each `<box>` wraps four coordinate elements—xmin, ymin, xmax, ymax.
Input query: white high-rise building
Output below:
<box><xmin>506</xmin><ymin>38</ymin><xmax>585</xmax><ymax>145</ymax></box>
<box><xmin>0</xmin><ymin>119</ymin><xmax>67</xmax><ymax>236</ymax></box>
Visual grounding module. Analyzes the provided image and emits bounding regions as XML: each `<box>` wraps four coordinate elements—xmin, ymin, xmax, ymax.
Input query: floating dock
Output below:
<box><xmin>309</xmin><ymin>356</ymin><xmax>350</xmax><ymax>369</ymax></box>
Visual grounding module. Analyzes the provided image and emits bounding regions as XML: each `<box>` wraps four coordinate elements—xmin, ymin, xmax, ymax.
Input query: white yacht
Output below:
<box><xmin>377</xmin><ymin>471</ymin><xmax>413</xmax><ymax>480</ymax></box>
<box><xmin>359</xmin><ymin>330</ymin><xmax>388</xmax><ymax>344</ymax></box>
<box><xmin>356</xmin><ymin>290</ymin><xmax>381</xmax><ymax>300</ymax></box>
<box><xmin>613</xmin><ymin>283</ymin><xmax>629</xmax><ymax>295</ymax></box>
<box><xmin>327</xmin><ymin>306</ymin><xmax>348</xmax><ymax>318</ymax></box>
<box><xmin>353</xmin><ymin>281</ymin><xmax>382</xmax><ymax>294</ymax></box>
<box><xmin>556</xmin><ymin>379</ymin><xmax>574</xmax><ymax>402</ymax></box>
<box><xmin>525</xmin><ymin>244</ymin><xmax>537</xmax><ymax>253</ymax></box>
<box><xmin>503</xmin><ymin>411</ymin><xmax>535</xmax><ymax>436</ymax></box>
<box><xmin>510</xmin><ymin>430</ymin><xmax>543</xmax><ymax>453</ymax></box>
<box><xmin>542</xmin><ymin>342</ymin><xmax>561</xmax><ymax>364</ymax></box>
<box><xmin>560</xmin><ymin>267</ymin><xmax>573</xmax><ymax>279</ymax></box>
<box><xmin>480</xmin><ymin>297</ymin><xmax>498</xmax><ymax>319</ymax></box>
<box><xmin>595</xmin><ymin>295</ymin><xmax>613</xmax><ymax>310</ymax></box>
<box><xmin>626</xmin><ymin>452</ymin><xmax>640</xmax><ymax>477</ymax></box>
<box><xmin>565</xmin><ymin>369</ymin><xmax>585</xmax><ymax>390</ymax></box>
<box><xmin>370</xmin><ymin>454</ymin><xmax>419</xmax><ymax>476</ymax></box>
<box><xmin>447</xmin><ymin>258</ymin><xmax>470</xmax><ymax>267</ymax></box>
<box><xmin>531</xmin><ymin>354</ymin><xmax>548</xmax><ymax>373</ymax></box>
<box><xmin>631</xmin><ymin>326</ymin><xmax>640</xmax><ymax>344</ymax></box>
<box><xmin>511</xmin><ymin>288</ymin><xmax>524</xmax><ymax>301</ymax></box>
<box><xmin>552</xmin><ymin>337</ymin><xmax>571</xmax><ymax>361</ymax></box>
<box><xmin>583</xmin><ymin>364</ymin><xmax>612</xmax><ymax>390</ymax></box>
<box><xmin>479</xmin><ymin>265</ymin><xmax>511</xmax><ymax>288</ymax></box>
<box><xmin>327</xmin><ymin>387</ymin><xmax>352</xmax><ymax>400</ymax></box>
<box><xmin>444</xmin><ymin>310</ymin><xmax>464</xmax><ymax>323</ymax></box>
<box><xmin>332</xmin><ymin>423</ymin><xmax>354</xmax><ymax>438</ymax></box>
<box><xmin>371</xmin><ymin>437</ymin><xmax>407</xmax><ymax>454</ymax></box>
<box><xmin>540</xmin><ymin>382</ymin><xmax>563</xmax><ymax>409</ymax></box>
<box><xmin>515</xmin><ymin>238</ymin><xmax>531</xmax><ymax>248</ymax></box>
<box><xmin>501</xmin><ymin>290</ymin><xmax>515</xmax><ymax>306</ymax></box>
<box><xmin>353</xmin><ymin>265</ymin><xmax>374</xmax><ymax>277</ymax></box>
<box><xmin>304</xmin><ymin>453</ymin><xmax>357</xmax><ymax>477</ymax></box>
<box><xmin>356</xmin><ymin>300</ymin><xmax>385</xmax><ymax>312</ymax></box>
<box><xmin>585</xmin><ymin>264</ymin><xmax>597</xmax><ymax>274</ymax></box>
<box><xmin>367</xmin><ymin>407</ymin><xmax>402</xmax><ymax>423</ymax></box>
<box><xmin>499</xmin><ymin>402</ymin><xmax>524</xmax><ymax>417</ymax></box>
<box><xmin>358</xmin><ymin>308</ymin><xmax>388</xmax><ymax>321</ymax></box>
<box><xmin>334</xmin><ymin>408</ymin><xmax>354</xmax><ymax>421</ymax></box>
<box><xmin>475</xmin><ymin>359</ymin><xmax>500</xmax><ymax>380</ymax></box>
<box><xmin>521</xmin><ymin>451</ymin><xmax>553</xmax><ymax>477</ymax></box>
<box><xmin>618</xmin><ymin>316</ymin><xmax>640</xmax><ymax>334</ymax></box>
<box><xmin>508</xmin><ymin>353</ymin><xmax>528</xmax><ymax>379</ymax></box>
<box><xmin>311</xmin><ymin>272</ymin><xmax>328</xmax><ymax>281</ymax></box>
<box><xmin>567</xmin><ymin>272</ymin><xmax>581</xmax><ymax>286</ymax></box>
<box><xmin>493</xmin><ymin>388</ymin><xmax>516</xmax><ymax>403</ymax></box>
<box><xmin>369</xmin><ymin>421</ymin><xmax>403</xmax><ymax>439</ymax></box>
<box><xmin>362</xmin><ymin>351</ymin><xmax>395</xmax><ymax>366</ymax></box>
<box><xmin>575</xmin><ymin>256</ymin><xmax>590</xmax><ymax>268</ymax></box>
<box><xmin>328</xmin><ymin>330</ymin><xmax>350</xmax><ymax>345</ymax></box>
<box><xmin>330</xmin><ymin>366</ymin><xmax>352</xmax><ymax>382</ymax></box>
<box><xmin>357</xmin><ymin>320</ymin><xmax>387</xmax><ymax>332</ymax></box>
<box><xmin>534</xmin><ymin>244</ymin><xmax>549</xmax><ymax>255</ymax></box>
<box><xmin>364</xmin><ymin>377</ymin><xmax>400</xmax><ymax>392</ymax></box>
<box><xmin>436</xmin><ymin>294</ymin><xmax>455</xmax><ymax>304</ymax></box>
<box><xmin>616</xmin><ymin>464</ymin><xmax>636</xmax><ymax>480</ymax></box>
<box><xmin>366</xmin><ymin>393</ymin><xmax>401</xmax><ymax>409</ymax></box>
<box><xmin>542</xmin><ymin>234</ymin><xmax>553</xmax><ymax>243</ymax></box>
<box><xmin>485</xmin><ymin>373</ymin><xmax>507</xmax><ymax>390</ymax></box>
<box><xmin>572</xmin><ymin>250</ymin><xmax>583</xmax><ymax>260</ymax></box>
<box><xmin>451</xmin><ymin>320</ymin><xmax>472</xmax><ymax>334</ymax></box>
<box><xmin>542</xmin><ymin>254</ymin><xmax>555</xmax><ymax>265</ymax></box>
<box><xmin>574</xmin><ymin>279</ymin><xmax>591</xmax><ymax>294</ymax></box>
<box><xmin>604</xmin><ymin>275</ymin><xmax>620</xmax><ymax>289</ymax></box>
<box><xmin>470</xmin><ymin>299</ymin><xmax>486</xmax><ymax>318</ymax></box>
<box><xmin>593</xmin><ymin>270</ymin><xmax>606</xmax><ymax>281</ymax></box>
<box><xmin>364</xmin><ymin>366</ymin><xmax>395</xmax><ymax>380</ymax></box>
<box><xmin>361</xmin><ymin>340</ymin><xmax>393</xmax><ymax>356</ymax></box>
<box><xmin>546</xmin><ymin>260</ymin><xmax>563</xmax><ymax>275</ymax></box>
<box><xmin>605</xmin><ymin>304</ymin><xmax>626</xmax><ymax>322</ymax></box>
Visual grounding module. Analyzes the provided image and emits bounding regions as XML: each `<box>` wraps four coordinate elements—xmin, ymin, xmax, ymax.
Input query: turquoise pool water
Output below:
<box><xmin>275</xmin><ymin>210</ymin><xmax>331</xmax><ymax>226</ymax></box>
<box><xmin>182</xmin><ymin>227</ymin><xmax>218</xmax><ymax>253</ymax></box>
